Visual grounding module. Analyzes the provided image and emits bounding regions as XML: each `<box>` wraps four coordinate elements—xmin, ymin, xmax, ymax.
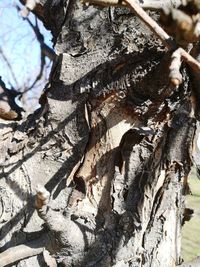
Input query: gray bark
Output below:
<box><xmin>0</xmin><ymin>0</ymin><xmax>198</xmax><ymax>266</ymax></box>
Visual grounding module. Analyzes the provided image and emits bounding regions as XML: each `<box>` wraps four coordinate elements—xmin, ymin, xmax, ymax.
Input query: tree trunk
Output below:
<box><xmin>0</xmin><ymin>1</ymin><xmax>197</xmax><ymax>266</ymax></box>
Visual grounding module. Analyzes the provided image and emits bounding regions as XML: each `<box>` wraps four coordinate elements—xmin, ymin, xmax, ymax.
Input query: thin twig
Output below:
<box><xmin>123</xmin><ymin>0</ymin><xmax>200</xmax><ymax>74</ymax></box>
<box><xmin>15</xmin><ymin>5</ymin><xmax>56</xmax><ymax>95</ymax></box>
<box><xmin>21</xmin><ymin>50</ymin><xmax>45</xmax><ymax>95</ymax></box>
<box><xmin>25</xmin><ymin>17</ymin><xmax>56</xmax><ymax>61</ymax></box>
<box><xmin>84</xmin><ymin>0</ymin><xmax>200</xmax><ymax>74</ymax></box>
<box><xmin>82</xmin><ymin>0</ymin><xmax>181</xmax><ymax>10</ymax></box>
<box><xmin>16</xmin><ymin>5</ymin><xmax>56</xmax><ymax>61</ymax></box>
<box><xmin>124</xmin><ymin>0</ymin><xmax>177</xmax><ymax>48</ymax></box>
<box><xmin>0</xmin><ymin>46</ymin><xmax>19</xmax><ymax>89</ymax></box>
<box><xmin>180</xmin><ymin>47</ymin><xmax>200</xmax><ymax>72</ymax></box>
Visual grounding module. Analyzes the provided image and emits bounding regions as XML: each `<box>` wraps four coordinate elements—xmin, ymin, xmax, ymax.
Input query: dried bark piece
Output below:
<box><xmin>169</xmin><ymin>48</ymin><xmax>183</xmax><ymax>86</ymax></box>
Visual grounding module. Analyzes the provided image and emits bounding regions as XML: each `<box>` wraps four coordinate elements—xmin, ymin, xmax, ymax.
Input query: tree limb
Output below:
<box><xmin>124</xmin><ymin>0</ymin><xmax>177</xmax><ymax>49</ymax></box>
<box><xmin>84</xmin><ymin>0</ymin><xmax>200</xmax><ymax>76</ymax></box>
<box><xmin>123</xmin><ymin>0</ymin><xmax>200</xmax><ymax>73</ymax></box>
<box><xmin>0</xmin><ymin>239</ymin><xmax>45</xmax><ymax>267</ymax></box>
<box><xmin>82</xmin><ymin>0</ymin><xmax>181</xmax><ymax>10</ymax></box>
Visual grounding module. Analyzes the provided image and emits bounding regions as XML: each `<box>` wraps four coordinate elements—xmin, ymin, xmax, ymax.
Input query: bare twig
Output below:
<box><xmin>16</xmin><ymin>6</ymin><xmax>56</xmax><ymax>95</ymax></box>
<box><xmin>0</xmin><ymin>187</ymin><xmax>54</xmax><ymax>266</ymax></box>
<box><xmin>82</xmin><ymin>0</ymin><xmax>181</xmax><ymax>10</ymax></box>
<box><xmin>139</xmin><ymin>0</ymin><xmax>180</xmax><ymax>10</ymax></box>
<box><xmin>180</xmin><ymin>47</ymin><xmax>200</xmax><ymax>72</ymax></box>
<box><xmin>0</xmin><ymin>46</ymin><xmax>19</xmax><ymax>89</ymax></box>
<box><xmin>40</xmin><ymin>43</ymin><xmax>56</xmax><ymax>61</ymax></box>
<box><xmin>35</xmin><ymin>185</ymin><xmax>50</xmax><ymax>225</ymax></box>
<box><xmin>43</xmin><ymin>250</ymin><xmax>57</xmax><ymax>267</ymax></box>
<box><xmin>25</xmin><ymin>16</ymin><xmax>56</xmax><ymax>61</ymax></box>
<box><xmin>16</xmin><ymin>5</ymin><xmax>56</xmax><ymax>61</ymax></box>
<box><xmin>124</xmin><ymin>0</ymin><xmax>177</xmax><ymax>48</ymax></box>
<box><xmin>21</xmin><ymin>50</ymin><xmax>45</xmax><ymax>94</ymax></box>
<box><xmin>84</xmin><ymin>0</ymin><xmax>200</xmax><ymax>77</ymax></box>
<box><xmin>123</xmin><ymin>0</ymin><xmax>200</xmax><ymax>75</ymax></box>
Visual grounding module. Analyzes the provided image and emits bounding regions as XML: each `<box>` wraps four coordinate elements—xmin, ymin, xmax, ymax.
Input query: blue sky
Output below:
<box><xmin>0</xmin><ymin>0</ymin><xmax>53</xmax><ymax>109</ymax></box>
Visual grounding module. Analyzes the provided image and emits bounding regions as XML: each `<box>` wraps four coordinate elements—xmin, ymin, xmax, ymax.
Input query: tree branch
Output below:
<box><xmin>21</xmin><ymin>50</ymin><xmax>45</xmax><ymax>95</ymax></box>
<box><xmin>85</xmin><ymin>0</ymin><xmax>200</xmax><ymax>77</ymax></box>
<box><xmin>0</xmin><ymin>239</ymin><xmax>46</xmax><ymax>267</ymax></box>
<box><xmin>16</xmin><ymin>6</ymin><xmax>56</xmax><ymax>61</ymax></box>
<box><xmin>82</xmin><ymin>0</ymin><xmax>181</xmax><ymax>10</ymax></box>
<box><xmin>15</xmin><ymin>7</ymin><xmax>56</xmax><ymax>95</ymax></box>
<box><xmin>123</xmin><ymin>0</ymin><xmax>200</xmax><ymax>74</ymax></box>
<box><xmin>124</xmin><ymin>0</ymin><xmax>177</xmax><ymax>49</ymax></box>
<box><xmin>0</xmin><ymin>46</ymin><xmax>19</xmax><ymax>89</ymax></box>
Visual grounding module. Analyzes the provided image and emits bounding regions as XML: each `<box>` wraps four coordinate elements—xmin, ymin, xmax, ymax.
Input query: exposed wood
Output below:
<box><xmin>0</xmin><ymin>0</ymin><xmax>198</xmax><ymax>266</ymax></box>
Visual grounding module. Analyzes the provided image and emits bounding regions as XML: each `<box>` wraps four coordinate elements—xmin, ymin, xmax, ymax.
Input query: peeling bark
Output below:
<box><xmin>0</xmin><ymin>0</ymin><xmax>198</xmax><ymax>266</ymax></box>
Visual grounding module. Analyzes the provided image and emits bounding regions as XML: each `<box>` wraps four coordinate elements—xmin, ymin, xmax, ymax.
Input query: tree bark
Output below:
<box><xmin>0</xmin><ymin>0</ymin><xmax>198</xmax><ymax>266</ymax></box>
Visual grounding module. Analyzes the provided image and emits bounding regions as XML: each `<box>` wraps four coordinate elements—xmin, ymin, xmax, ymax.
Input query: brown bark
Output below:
<box><xmin>0</xmin><ymin>0</ymin><xmax>199</xmax><ymax>266</ymax></box>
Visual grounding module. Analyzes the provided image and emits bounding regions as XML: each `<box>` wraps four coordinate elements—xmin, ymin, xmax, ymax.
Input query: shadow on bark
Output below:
<box><xmin>0</xmin><ymin>47</ymin><xmax>196</xmax><ymax>266</ymax></box>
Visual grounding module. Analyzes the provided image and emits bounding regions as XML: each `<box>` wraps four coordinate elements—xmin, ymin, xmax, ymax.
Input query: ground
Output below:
<box><xmin>182</xmin><ymin>168</ymin><xmax>200</xmax><ymax>261</ymax></box>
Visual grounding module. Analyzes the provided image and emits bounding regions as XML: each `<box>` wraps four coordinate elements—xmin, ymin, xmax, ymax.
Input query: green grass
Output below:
<box><xmin>182</xmin><ymin>168</ymin><xmax>200</xmax><ymax>262</ymax></box>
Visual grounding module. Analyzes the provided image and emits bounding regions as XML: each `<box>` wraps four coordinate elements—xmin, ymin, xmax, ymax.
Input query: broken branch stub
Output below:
<box><xmin>20</xmin><ymin>0</ymin><xmax>40</xmax><ymax>17</ymax></box>
<box><xmin>35</xmin><ymin>185</ymin><xmax>50</xmax><ymax>210</ymax></box>
<box><xmin>169</xmin><ymin>48</ymin><xmax>183</xmax><ymax>86</ymax></box>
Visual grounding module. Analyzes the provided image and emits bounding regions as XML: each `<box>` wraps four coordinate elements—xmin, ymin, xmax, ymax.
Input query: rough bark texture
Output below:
<box><xmin>0</xmin><ymin>0</ymin><xmax>198</xmax><ymax>267</ymax></box>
